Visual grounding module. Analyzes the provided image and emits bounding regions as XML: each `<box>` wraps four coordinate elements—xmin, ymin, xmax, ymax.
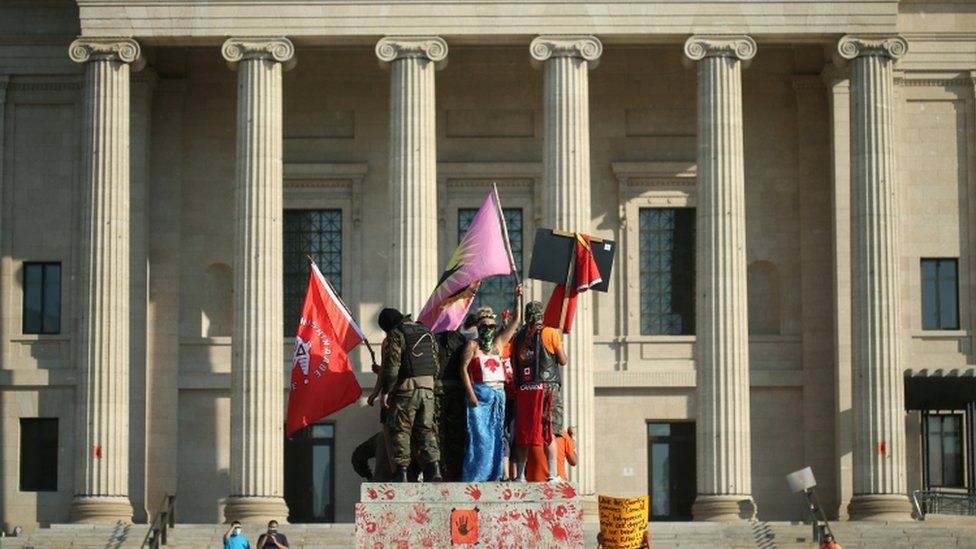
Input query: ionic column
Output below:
<box><xmin>68</xmin><ymin>37</ymin><xmax>144</xmax><ymax>523</ymax></box>
<box><xmin>529</xmin><ymin>35</ymin><xmax>602</xmax><ymax>496</ymax></box>
<box><xmin>221</xmin><ymin>37</ymin><xmax>295</xmax><ymax>523</ymax></box>
<box><xmin>683</xmin><ymin>35</ymin><xmax>757</xmax><ymax>521</ymax></box>
<box><xmin>836</xmin><ymin>34</ymin><xmax>912</xmax><ymax>521</ymax></box>
<box><xmin>376</xmin><ymin>37</ymin><xmax>447</xmax><ymax>315</ymax></box>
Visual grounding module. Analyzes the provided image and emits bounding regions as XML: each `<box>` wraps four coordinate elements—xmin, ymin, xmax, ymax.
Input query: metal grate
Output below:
<box><xmin>913</xmin><ymin>489</ymin><xmax>976</xmax><ymax>518</ymax></box>
<box><xmin>639</xmin><ymin>208</ymin><xmax>695</xmax><ymax>335</ymax></box>
<box><xmin>283</xmin><ymin>209</ymin><xmax>342</xmax><ymax>336</ymax></box>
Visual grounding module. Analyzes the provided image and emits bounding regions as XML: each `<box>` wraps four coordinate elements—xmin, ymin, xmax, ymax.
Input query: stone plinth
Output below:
<box><xmin>355</xmin><ymin>482</ymin><xmax>583</xmax><ymax>548</ymax></box>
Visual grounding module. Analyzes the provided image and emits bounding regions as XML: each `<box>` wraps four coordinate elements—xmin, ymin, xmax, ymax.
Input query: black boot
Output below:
<box><xmin>424</xmin><ymin>462</ymin><xmax>443</xmax><ymax>483</ymax></box>
<box><xmin>392</xmin><ymin>466</ymin><xmax>409</xmax><ymax>483</ymax></box>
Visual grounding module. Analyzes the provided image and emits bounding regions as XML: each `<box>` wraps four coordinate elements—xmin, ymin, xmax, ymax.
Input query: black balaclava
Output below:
<box><xmin>378</xmin><ymin>308</ymin><xmax>404</xmax><ymax>333</ymax></box>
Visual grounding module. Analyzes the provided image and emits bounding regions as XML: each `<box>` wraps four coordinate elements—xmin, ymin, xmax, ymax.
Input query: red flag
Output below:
<box><xmin>286</xmin><ymin>262</ymin><xmax>364</xmax><ymax>437</ymax></box>
<box><xmin>543</xmin><ymin>233</ymin><xmax>602</xmax><ymax>333</ymax></box>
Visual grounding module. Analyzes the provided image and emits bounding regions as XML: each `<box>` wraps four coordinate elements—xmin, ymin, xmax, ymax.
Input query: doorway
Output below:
<box><xmin>646</xmin><ymin>421</ymin><xmax>696</xmax><ymax>520</ymax></box>
<box><xmin>284</xmin><ymin>423</ymin><xmax>336</xmax><ymax>522</ymax></box>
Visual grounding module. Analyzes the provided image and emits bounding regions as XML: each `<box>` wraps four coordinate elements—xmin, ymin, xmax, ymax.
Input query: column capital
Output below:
<box><xmin>530</xmin><ymin>35</ymin><xmax>602</xmax><ymax>69</ymax></box>
<box><xmin>221</xmin><ymin>37</ymin><xmax>296</xmax><ymax>71</ymax></box>
<box><xmin>69</xmin><ymin>38</ymin><xmax>144</xmax><ymax>70</ymax></box>
<box><xmin>375</xmin><ymin>36</ymin><xmax>448</xmax><ymax>70</ymax></box>
<box><xmin>684</xmin><ymin>35</ymin><xmax>757</xmax><ymax>63</ymax></box>
<box><xmin>837</xmin><ymin>35</ymin><xmax>908</xmax><ymax>61</ymax></box>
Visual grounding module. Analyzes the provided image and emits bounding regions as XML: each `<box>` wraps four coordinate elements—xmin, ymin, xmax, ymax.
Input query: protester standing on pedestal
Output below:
<box><xmin>435</xmin><ymin>314</ymin><xmax>477</xmax><ymax>481</ymax></box>
<box><xmin>460</xmin><ymin>286</ymin><xmax>522</xmax><ymax>481</ymax></box>
<box><xmin>379</xmin><ymin>308</ymin><xmax>442</xmax><ymax>482</ymax></box>
<box><xmin>513</xmin><ymin>301</ymin><xmax>568</xmax><ymax>482</ymax></box>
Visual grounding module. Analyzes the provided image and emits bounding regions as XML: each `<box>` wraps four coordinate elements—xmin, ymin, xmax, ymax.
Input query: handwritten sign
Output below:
<box><xmin>598</xmin><ymin>495</ymin><xmax>648</xmax><ymax>549</ymax></box>
<box><xmin>450</xmin><ymin>508</ymin><xmax>478</xmax><ymax>544</ymax></box>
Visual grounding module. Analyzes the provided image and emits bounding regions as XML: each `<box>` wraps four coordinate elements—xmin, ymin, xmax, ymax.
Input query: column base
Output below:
<box><xmin>223</xmin><ymin>496</ymin><xmax>290</xmax><ymax>524</ymax></box>
<box><xmin>847</xmin><ymin>494</ymin><xmax>913</xmax><ymax>521</ymax></box>
<box><xmin>692</xmin><ymin>494</ymin><xmax>756</xmax><ymax>521</ymax></box>
<box><xmin>69</xmin><ymin>496</ymin><xmax>133</xmax><ymax>523</ymax></box>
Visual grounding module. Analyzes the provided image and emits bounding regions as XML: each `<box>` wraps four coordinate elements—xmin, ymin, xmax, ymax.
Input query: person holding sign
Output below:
<box><xmin>512</xmin><ymin>301</ymin><xmax>568</xmax><ymax>482</ymax></box>
<box><xmin>597</xmin><ymin>495</ymin><xmax>651</xmax><ymax>549</ymax></box>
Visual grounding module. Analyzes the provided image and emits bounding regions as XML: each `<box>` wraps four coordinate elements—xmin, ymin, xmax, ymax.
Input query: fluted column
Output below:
<box><xmin>221</xmin><ymin>37</ymin><xmax>295</xmax><ymax>523</ymax></box>
<box><xmin>530</xmin><ymin>35</ymin><xmax>601</xmax><ymax>496</ymax></box>
<box><xmin>376</xmin><ymin>37</ymin><xmax>447</xmax><ymax>315</ymax></box>
<box><xmin>68</xmin><ymin>37</ymin><xmax>144</xmax><ymax>523</ymax></box>
<box><xmin>684</xmin><ymin>35</ymin><xmax>756</xmax><ymax>521</ymax></box>
<box><xmin>837</xmin><ymin>35</ymin><xmax>913</xmax><ymax>521</ymax></box>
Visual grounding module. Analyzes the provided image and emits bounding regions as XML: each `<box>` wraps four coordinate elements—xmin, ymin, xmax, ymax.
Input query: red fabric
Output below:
<box><xmin>286</xmin><ymin>264</ymin><xmax>364</xmax><ymax>437</ymax></box>
<box><xmin>467</xmin><ymin>355</ymin><xmax>505</xmax><ymax>384</ymax></box>
<box><xmin>515</xmin><ymin>384</ymin><xmax>546</xmax><ymax>446</ymax></box>
<box><xmin>543</xmin><ymin>233</ymin><xmax>602</xmax><ymax>333</ymax></box>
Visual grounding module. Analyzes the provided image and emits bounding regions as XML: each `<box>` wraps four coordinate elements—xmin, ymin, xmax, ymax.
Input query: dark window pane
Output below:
<box><xmin>283</xmin><ymin>210</ymin><xmax>342</xmax><ymax>336</ymax></box>
<box><xmin>920</xmin><ymin>259</ymin><xmax>959</xmax><ymax>331</ymax></box>
<box><xmin>43</xmin><ymin>264</ymin><xmax>61</xmax><ymax>333</ymax></box>
<box><xmin>20</xmin><ymin>418</ymin><xmax>58</xmax><ymax>491</ymax></box>
<box><xmin>639</xmin><ymin>208</ymin><xmax>695</xmax><ymax>335</ymax></box>
<box><xmin>23</xmin><ymin>262</ymin><xmax>61</xmax><ymax>335</ymax></box>
<box><xmin>23</xmin><ymin>264</ymin><xmax>43</xmax><ymax>333</ymax></box>
<box><xmin>458</xmin><ymin>207</ymin><xmax>522</xmax><ymax>318</ymax></box>
<box><xmin>647</xmin><ymin>423</ymin><xmax>671</xmax><ymax>437</ymax></box>
<box><xmin>926</xmin><ymin>414</ymin><xmax>965</xmax><ymax>488</ymax></box>
<box><xmin>938</xmin><ymin>261</ymin><xmax>959</xmax><ymax>329</ymax></box>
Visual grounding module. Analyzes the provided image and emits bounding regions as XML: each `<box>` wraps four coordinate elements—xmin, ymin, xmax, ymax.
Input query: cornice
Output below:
<box><xmin>221</xmin><ymin>37</ymin><xmax>296</xmax><ymax>71</ymax></box>
<box><xmin>683</xmin><ymin>35</ymin><xmax>757</xmax><ymax>62</ymax></box>
<box><xmin>375</xmin><ymin>36</ymin><xmax>448</xmax><ymax>70</ymax></box>
<box><xmin>68</xmin><ymin>37</ymin><xmax>145</xmax><ymax>71</ymax></box>
<box><xmin>836</xmin><ymin>34</ymin><xmax>908</xmax><ymax>61</ymax></box>
<box><xmin>529</xmin><ymin>35</ymin><xmax>603</xmax><ymax>70</ymax></box>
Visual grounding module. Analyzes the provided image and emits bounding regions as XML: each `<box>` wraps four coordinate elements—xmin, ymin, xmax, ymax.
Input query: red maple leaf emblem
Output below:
<box><xmin>484</xmin><ymin>358</ymin><xmax>500</xmax><ymax>372</ymax></box>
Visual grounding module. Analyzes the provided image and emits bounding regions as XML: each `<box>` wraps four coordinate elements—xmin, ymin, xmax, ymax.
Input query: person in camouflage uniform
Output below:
<box><xmin>379</xmin><ymin>307</ymin><xmax>442</xmax><ymax>482</ymax></box>
<box><xmin>434</xmin><ymin>314</ymin><xmax>477</xmax><ymax>481</ymax></box>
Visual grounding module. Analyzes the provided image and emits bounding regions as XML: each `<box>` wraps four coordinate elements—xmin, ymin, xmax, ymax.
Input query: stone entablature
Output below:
<box><xmin>74</xmin><ymin>1</ymin><xmax>898</xmax><ymax>42</ymax></box>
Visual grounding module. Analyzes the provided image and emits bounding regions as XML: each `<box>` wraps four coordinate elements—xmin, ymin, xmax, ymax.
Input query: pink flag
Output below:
<box><xmin>418</xmin><ymin>191</ymin><xmax>514</xmax><ymax>332</ymax></box>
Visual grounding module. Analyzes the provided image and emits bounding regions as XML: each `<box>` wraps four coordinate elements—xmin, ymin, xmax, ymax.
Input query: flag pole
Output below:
<box><xmin>306</xmin><ymin>255</ymin><xmax>379</xmax><ymax>367</ymax></box>
<box><xmin>492</xmin><ymin>182</ymin><xmax>521</xmax><ymax>285</ymax></box>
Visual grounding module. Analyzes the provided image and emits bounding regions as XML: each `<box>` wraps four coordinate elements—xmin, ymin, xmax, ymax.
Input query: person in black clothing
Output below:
<box><xmin>256</xmin><ymin>520</ymin><xmax>289</xmax><ymax>549</ymax></box>
<box><xmin>378</xmin><ymin>308</ymin><xmax>442</xmax><ymax>482</ymax></box>
<box><xmin>351</xmin><ymin>431</ymin><xmax>392</xmax><ymax>482</ymax></box>
<box><xmin>435</xmin><ymin>314</ymin><xmax>477</xmax><ymax>481</ymax></box>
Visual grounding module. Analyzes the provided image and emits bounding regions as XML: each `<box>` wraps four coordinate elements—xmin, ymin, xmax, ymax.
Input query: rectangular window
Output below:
<box><xmin>20</xmin><ymin>418</ymin><xmax>58</xmax><ymax>492</ymax></box>
<box><xmin>926</xmin><ymin>414</ymin><xmax>964</xmax><ymax>488</ymax></box>
<box><xmin>921</xmin><ymin>258</ymin><xmax>959</xmax><ymax>330</ymax></box>
<box><xmin>639</xmin><ymin>208</ymin><xmax>695</xmax><ymax>335</ymax></box>
<box><xmin>283</xmin><ymin>210</ymin><xmax>342</xmax><ymax>336</ymax></box>
<box><xmin>284</xmin><ymin>421</ymin><xmax>335</xmax><ymax>522</ymax></box>
<box><xmin>23</xmin><ymin>262</ymin><xmax>61</xmax><ymax>334</ymax></box>
<box><xmin>646</xmin><ymin>421</ymin><xmax>695</xmax><ymax>521</ymax></box>
<box><xmin>458</xmin><ymin>207</ymin><xmax>523</xmax><ymax>317</ymax></box>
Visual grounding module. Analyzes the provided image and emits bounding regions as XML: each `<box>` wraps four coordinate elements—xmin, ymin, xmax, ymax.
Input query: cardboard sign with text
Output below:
<box><xmin>598</xmin><ymin>495</ymin><xmax>649</xmax><ymax>549</ymax></box>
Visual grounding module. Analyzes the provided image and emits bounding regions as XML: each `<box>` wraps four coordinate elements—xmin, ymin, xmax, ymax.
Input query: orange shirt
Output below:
<box><xmin>524</xmin><ymin>431</ymin><xmax>575</xmax><ymax>481</ymax></box>
<box><xmin>541</xmin><ymin>327</ymin><xmax>562</xmax><ymax>355</ymax></box>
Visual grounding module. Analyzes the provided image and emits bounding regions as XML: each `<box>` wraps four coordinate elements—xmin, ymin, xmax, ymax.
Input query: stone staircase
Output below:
<box><xmin>2</xmin><ymin>519</ymin><xmax>974</xmax><ymax>548</ymax></box>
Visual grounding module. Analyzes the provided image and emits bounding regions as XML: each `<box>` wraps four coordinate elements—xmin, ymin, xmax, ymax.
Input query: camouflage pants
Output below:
<box><xmin>387</xmin><ymin>387</ymin><xmax>440</xmax><ymax>468</ymax></box>
<box><xmin>436</xmin><ymin>383</ymin><xmax>468</xmax><ymax>481</ymax></box>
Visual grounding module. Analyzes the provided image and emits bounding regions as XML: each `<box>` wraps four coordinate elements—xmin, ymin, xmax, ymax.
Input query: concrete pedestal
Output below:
<box><xmin>355</xmin><ymin>482</ymin><xmax>583</xmax><ymax>547</ymax></box>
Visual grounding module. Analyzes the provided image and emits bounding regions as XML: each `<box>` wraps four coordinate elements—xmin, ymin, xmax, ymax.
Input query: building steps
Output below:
<box><xmin>2</xmin><ymin>519</ymin><xmax>974</xmax><ymax>548</ymax></box>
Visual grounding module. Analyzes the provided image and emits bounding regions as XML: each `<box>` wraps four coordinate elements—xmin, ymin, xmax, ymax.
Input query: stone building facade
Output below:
<box><xmin>1</xmin><ymin>0</ymin><xmax>975</xmax><ymax>530</ymax></box>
